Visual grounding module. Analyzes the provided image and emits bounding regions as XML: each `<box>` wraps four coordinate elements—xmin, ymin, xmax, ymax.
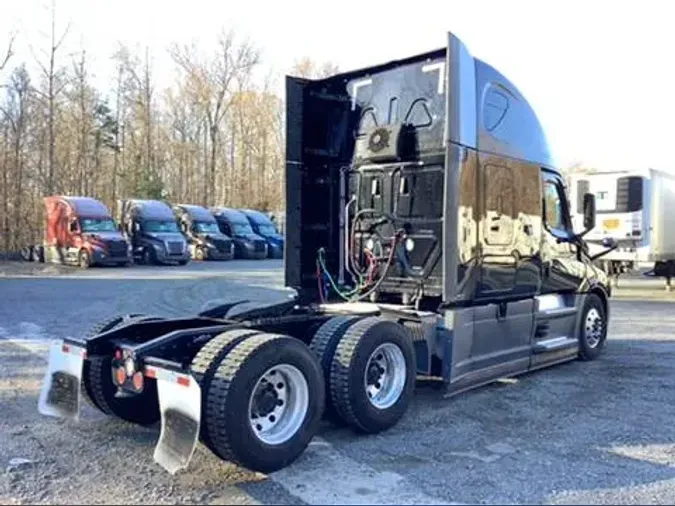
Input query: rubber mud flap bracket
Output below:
<box><xmin>38</xmin><ymin>340</ymin><xmax>86</xmax><ymax>421</ymax></box>
<box><xmin>148</xmin><ymin>365</ymin><xmax>201</xmax><ymax>475</ymax></box>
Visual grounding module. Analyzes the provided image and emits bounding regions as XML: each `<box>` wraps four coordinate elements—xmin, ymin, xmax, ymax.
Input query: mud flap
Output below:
<box><xmin>37</xmin><ymin>340</ymin><xmax>86</xmax><ymax>421</ymax></box>
<box><xmin>147</xmin><ymin>365</ymin><xmax>201</xmax><ymax>474</ymax></box>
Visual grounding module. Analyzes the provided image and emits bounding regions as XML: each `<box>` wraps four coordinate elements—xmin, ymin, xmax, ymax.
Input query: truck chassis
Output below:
<box><xmin>37</xmin><ymin>288</ymin><xmax>608</xmax><ymax>475</ymax></box>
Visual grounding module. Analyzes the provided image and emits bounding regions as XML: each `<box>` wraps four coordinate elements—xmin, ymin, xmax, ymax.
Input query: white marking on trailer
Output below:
<box><xmin>269</xmin><ymin>437</ymin><xmax>461</xmax><ymax>505</ymax></box>
<box><xmin>351</xmin><ymin>78</ymin><xmax>373</xmax><ymax>111</ymax></box>
<box><xmin>422</xmin><ymin>62</ymin><xmax>446</xmax><ymax>94</ymax></box>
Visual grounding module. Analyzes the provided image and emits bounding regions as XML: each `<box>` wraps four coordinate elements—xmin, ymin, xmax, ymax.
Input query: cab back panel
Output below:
<box><xmin>285</xmin><ymin>50</ymin><xmax>449</xmax><ymax>301</ymax></box>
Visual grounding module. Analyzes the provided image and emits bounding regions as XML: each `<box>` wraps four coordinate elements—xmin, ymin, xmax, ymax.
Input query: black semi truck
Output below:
<box><xmin>38</xmin><ymin>32</ymin><xmax>614</xmax><ymax>476</ymax></box>
<box><xmin>173</xmin><ymin>203</ymin><xmax>235</xmax><ymax>261</ymax></box>
<box><xmin>117</xmin><ymin>199</ymin><xmax>191</xmax><ymax>266</ymax></box>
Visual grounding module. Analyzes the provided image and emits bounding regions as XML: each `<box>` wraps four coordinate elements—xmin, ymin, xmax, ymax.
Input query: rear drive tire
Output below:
<box><xmin>308</xmin><ymin>315</ymin><xmax>361</xmax><ymax>425</ymax></box>
<box><xmin>577</xmin><ymin>293</ymin><xmax>607</xmax><ymax>361</ymax></box>
<box><xmin>205</xmin><ymin>333</ymin><xmax>324</xmax><ymax>473</ymax></box>
<box><xmin>81</xmin><ymin>314</ymin><xmax>163</xmax><ymax>425</ymax></box>
<box><xmin>190</xmin><ymin>328</ymin><xmax>262</xmax><ymax>456</ymax></box>
<box><xmin>330</xmin><ymin>317</ymin><xmax>416</xmax><ymax>434</ymax></box>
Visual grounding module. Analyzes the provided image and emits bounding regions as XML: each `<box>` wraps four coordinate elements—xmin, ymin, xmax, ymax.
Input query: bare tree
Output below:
<box><xmin>0</xmin><ymin>32</ymin><xmax>16</xmax><ymax>74</ymax></box>
<box><xmin>169</xmin><ymin>28</ymin><xmax>260</xmax><ymax>206</ymax></box>
<box><xmin>290</xmin><ymin>57</ymin><xmax>340</xmax><ymax>79</ymax></box>
<box><xmin>31</xmin><ymin>0</ymin><xmax>71</xmax><ymax>194</ymax></box>
<box><xmin>1</xmin><ymin>66</ymin><xmax>31</xmax><ymax>250</ymax></box>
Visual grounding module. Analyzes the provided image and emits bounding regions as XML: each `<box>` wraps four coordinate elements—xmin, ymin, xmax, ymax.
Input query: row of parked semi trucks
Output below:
<box><xmin>22</xmin><ymin>196</ymin><xmax>284</xmax><ymax>268</ymax></box>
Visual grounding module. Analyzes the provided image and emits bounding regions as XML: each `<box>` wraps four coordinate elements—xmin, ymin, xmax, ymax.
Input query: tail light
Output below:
<box><xmin>114</xmin><ymin>366</ymin><xmax>126</xmax><ymax>386</ymax></box>
<box><xmin>131</xmin><ymin>372</ymin><xmax>144</xmax><ymax>391</ymax></box>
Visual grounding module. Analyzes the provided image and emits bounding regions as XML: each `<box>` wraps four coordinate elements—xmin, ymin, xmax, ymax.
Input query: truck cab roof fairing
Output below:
<box><xmin>56</xmin><ymin>196</ymin><xmax>112</xmax><ymax>218</ymax></box>
<box><xmin>175</xmin><ymin>204</ymin><xmax>217</xmax><ymax>223</ymax></box>
<box><xmin>241</xmin><ymin>209</ymin><xmax>274</xmax><ymax>225</ymax></box>
<box><xmin>211</xmin><ymin>207</ymin><xmax>250</xmax><ymax>224</ymax></box>
<box><xmin>288</xmin><ymin>31</ymin><xmax>552</xmax><ymax>165</ymax></box>
<box><xmin>126</xmin><ymin>199</ymin><xmax>175</xmax><ymax>220</ymax></box>
<box><xmin>474</xmin><ymin>59</ymin><xmax>553</xmax><ymax>167</ymax></box>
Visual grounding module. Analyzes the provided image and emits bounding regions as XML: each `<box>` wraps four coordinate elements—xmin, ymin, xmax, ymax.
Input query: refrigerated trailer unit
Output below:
<box><xmin>37</xmin><ymin>32</ymin><xmax>614</xmax><ymax>476</ymax></box>
<box><xmin>569</xmin><ymin>168</ymin><xmax>675</xmax><ymax>287</ymax></box>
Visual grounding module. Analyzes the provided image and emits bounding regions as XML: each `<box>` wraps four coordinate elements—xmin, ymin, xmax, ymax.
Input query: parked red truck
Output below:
<box><xmin>29</xmin><ymin>196</ymin><xmax>132</xmax><ymax>268</ymax></box>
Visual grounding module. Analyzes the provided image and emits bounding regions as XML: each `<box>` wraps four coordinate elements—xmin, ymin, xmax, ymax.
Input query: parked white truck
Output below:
<box><xmin>569</xmin><ymin>168</ymin><xmax>675</xmax><ymax>288</ymax></box>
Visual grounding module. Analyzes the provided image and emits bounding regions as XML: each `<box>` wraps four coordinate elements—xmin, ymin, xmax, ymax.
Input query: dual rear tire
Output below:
<box><xmin>309</xmin><ymin>316</ymin><xmax>416</xmax><ymax>433</ymax></box>
<box><xmin>81</xmin><ymin>313</ymin><xmax>416</xmax><ymax>474</ymax></box>
<box><xmin>191</xmin><ymin>329</ymin><xmax>324</xmax><ymax>473</ymax></box>
<box><xmin>192</xmin><ymin>316</ymin><xmax>415</xmax><ymax>473</ymax></box>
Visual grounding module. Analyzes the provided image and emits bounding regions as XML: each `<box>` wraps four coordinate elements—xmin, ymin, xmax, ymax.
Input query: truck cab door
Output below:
<box><xmin>540</xmin><ymin>169</ymin><xmax>587</xmax><ymax>295</ymax></box>
<box><xmin>533</xmin><ymin>169</ymin><xmax>586</xmax><ymax>366</ymax></box>
<box><xmin>67</xmin><ymin>218</ymin><xmax>80</xmax><ymax>261</ymax></box>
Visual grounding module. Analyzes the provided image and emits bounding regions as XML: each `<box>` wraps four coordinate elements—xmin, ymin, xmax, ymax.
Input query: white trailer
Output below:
<box><xmin>568</xmin><ymin>168</ymin><xmax>675</xmax><ymax>288</ymax></box>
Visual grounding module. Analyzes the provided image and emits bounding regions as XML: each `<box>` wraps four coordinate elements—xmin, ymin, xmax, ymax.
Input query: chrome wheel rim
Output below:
<box><xmin>363</xmin><ymin>343</ymin><xmax>406</xmax><ymax>410</ymax></box>
<box><xmin>248</xmin><ymin>364</ymin><xmax>309</xmax><ymax>445</ymax></box>
<box><xmin>585</xmin><ymin>308</ymin><xmax>604</xmax><ymax>348</ymax></box>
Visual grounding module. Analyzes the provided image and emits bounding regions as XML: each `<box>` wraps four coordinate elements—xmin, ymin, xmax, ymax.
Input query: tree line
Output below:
<box><xmin>0</xmin><ymin>17</ymin><xmax>338</xmax><ymax>254</ymax></box>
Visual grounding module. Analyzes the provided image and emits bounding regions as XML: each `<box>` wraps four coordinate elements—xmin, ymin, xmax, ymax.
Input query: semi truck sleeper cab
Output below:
<box><xmin>36</xmin><ymin>195</ymin><xmax>132</xmax><ymax>268</ymax></box>
<box><xmin>117</xmin><ymin>199</ymin><xmax>190</xmax><ymax>266</ymax></box>
<box><xmin>174</xmin><ymin>203</ymin><xmax>235</xmax><ymax>261</ymax></box>
<box><xmin>38</xmin><ymin>31</ymin><xmax>615</xmax><ymax>478</ymax></box>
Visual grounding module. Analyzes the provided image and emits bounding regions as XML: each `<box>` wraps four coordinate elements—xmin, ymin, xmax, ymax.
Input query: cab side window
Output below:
<box><xmin>543</xmin><ymin>175</ymin><xmax>571</xmax><ymax>234</ymax></box>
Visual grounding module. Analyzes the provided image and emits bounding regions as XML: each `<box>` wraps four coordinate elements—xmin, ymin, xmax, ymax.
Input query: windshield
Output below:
<box><xmin>257</xmin><ymin>224</ymin><xmax>278</xmax><ymax>236</ymax></box>
<box><xmin>143</xmin><ymin>220</ymin><xmax>180</xmax><ymax>233</ymax></box>
<box><xmin>232</xmin><ymin>222</ymin><xmax>254</xmax><ymax>235</ymax></box>
<box><xmin>81</xmin><ymin>218</ymin><xmax>117</xmax><ymax>233</ymax></box>
<box><xmin>194</xmin><ymin>222</ymin><xmax>220</xmax><ymax>234</ymax></box>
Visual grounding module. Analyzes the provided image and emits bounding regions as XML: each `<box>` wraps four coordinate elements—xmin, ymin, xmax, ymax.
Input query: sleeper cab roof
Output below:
<box><xmin>211</xmin><ymin>207</ymin><xmax>250</xmax><ymax>224</ymax></box>
<box><xmin>175</xmin><ymin>204</ymin><xmax>217</xmax><ymax>222</ymax></box>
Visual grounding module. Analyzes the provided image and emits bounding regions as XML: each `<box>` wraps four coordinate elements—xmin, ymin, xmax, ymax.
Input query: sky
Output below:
<box><xmin>1</xmin><ymin>0</ymin><xmax>673</xmax><ymax>172</ymax></box>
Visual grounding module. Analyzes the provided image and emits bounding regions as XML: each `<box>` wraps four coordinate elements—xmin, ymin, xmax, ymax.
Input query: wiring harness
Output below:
<box><xmin>316</xmin><ymin>207</ymin><xmax>402</xmax><ymax>303</ymax></box>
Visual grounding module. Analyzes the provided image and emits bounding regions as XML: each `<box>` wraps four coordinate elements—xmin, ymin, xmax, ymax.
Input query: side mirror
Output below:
<box><xmin>583</xmin><ymin>193</ymin><xmax>596</xmax><ymax>232</ymax></box>
<box><xmin>69</xmin><ymin>220</ymin><xmax>78</xmax><ymax>233</ymax></box>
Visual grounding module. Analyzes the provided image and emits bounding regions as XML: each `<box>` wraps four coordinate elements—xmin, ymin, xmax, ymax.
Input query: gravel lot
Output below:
<box><xmin>1</xmin><ymin>260</ymin><xmax>675</xmax><ymax>505</ymax></box>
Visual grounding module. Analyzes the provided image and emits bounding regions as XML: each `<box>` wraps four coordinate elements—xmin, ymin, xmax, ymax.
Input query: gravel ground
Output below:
<box><xmin>1</xmin><ymin>260</ymin><xmax>675</xmax><ymax>505</ymax></box>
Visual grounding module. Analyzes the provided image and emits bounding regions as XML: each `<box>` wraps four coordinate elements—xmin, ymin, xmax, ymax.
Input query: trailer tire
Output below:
<box><xmin>577</xmin><ymin>293</ymin><xmax>607</xmax><ymax>361</ymax></box>
<box><xmin>308</xmin><ymin>315</ymin><xmax>362</xmax><ymax>425</ymax></box>
<box><xmin>190</xmin><ymin>328</ymin><xmax>263</xmax><ymax>456</ymax></box>
<box><xmin>205</xmin><ymin>333</ymin><xmax>324</xmax><ymax>473</ymax></box>
<box><xmin>81</xmin><ymin>314</ymin><xmax>163</xmax><ymax>425</ymax></box>
<box><xmin>330</xmin><ymin>317</ymin><xmax>415</xmax><ymax>434</ymax></box>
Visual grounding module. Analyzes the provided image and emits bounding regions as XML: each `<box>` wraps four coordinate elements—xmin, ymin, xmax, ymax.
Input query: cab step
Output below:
<box><xmin>533</xmin><ymin>336</ymin><xmax>578</xmax><ymax>354</ymax></box>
